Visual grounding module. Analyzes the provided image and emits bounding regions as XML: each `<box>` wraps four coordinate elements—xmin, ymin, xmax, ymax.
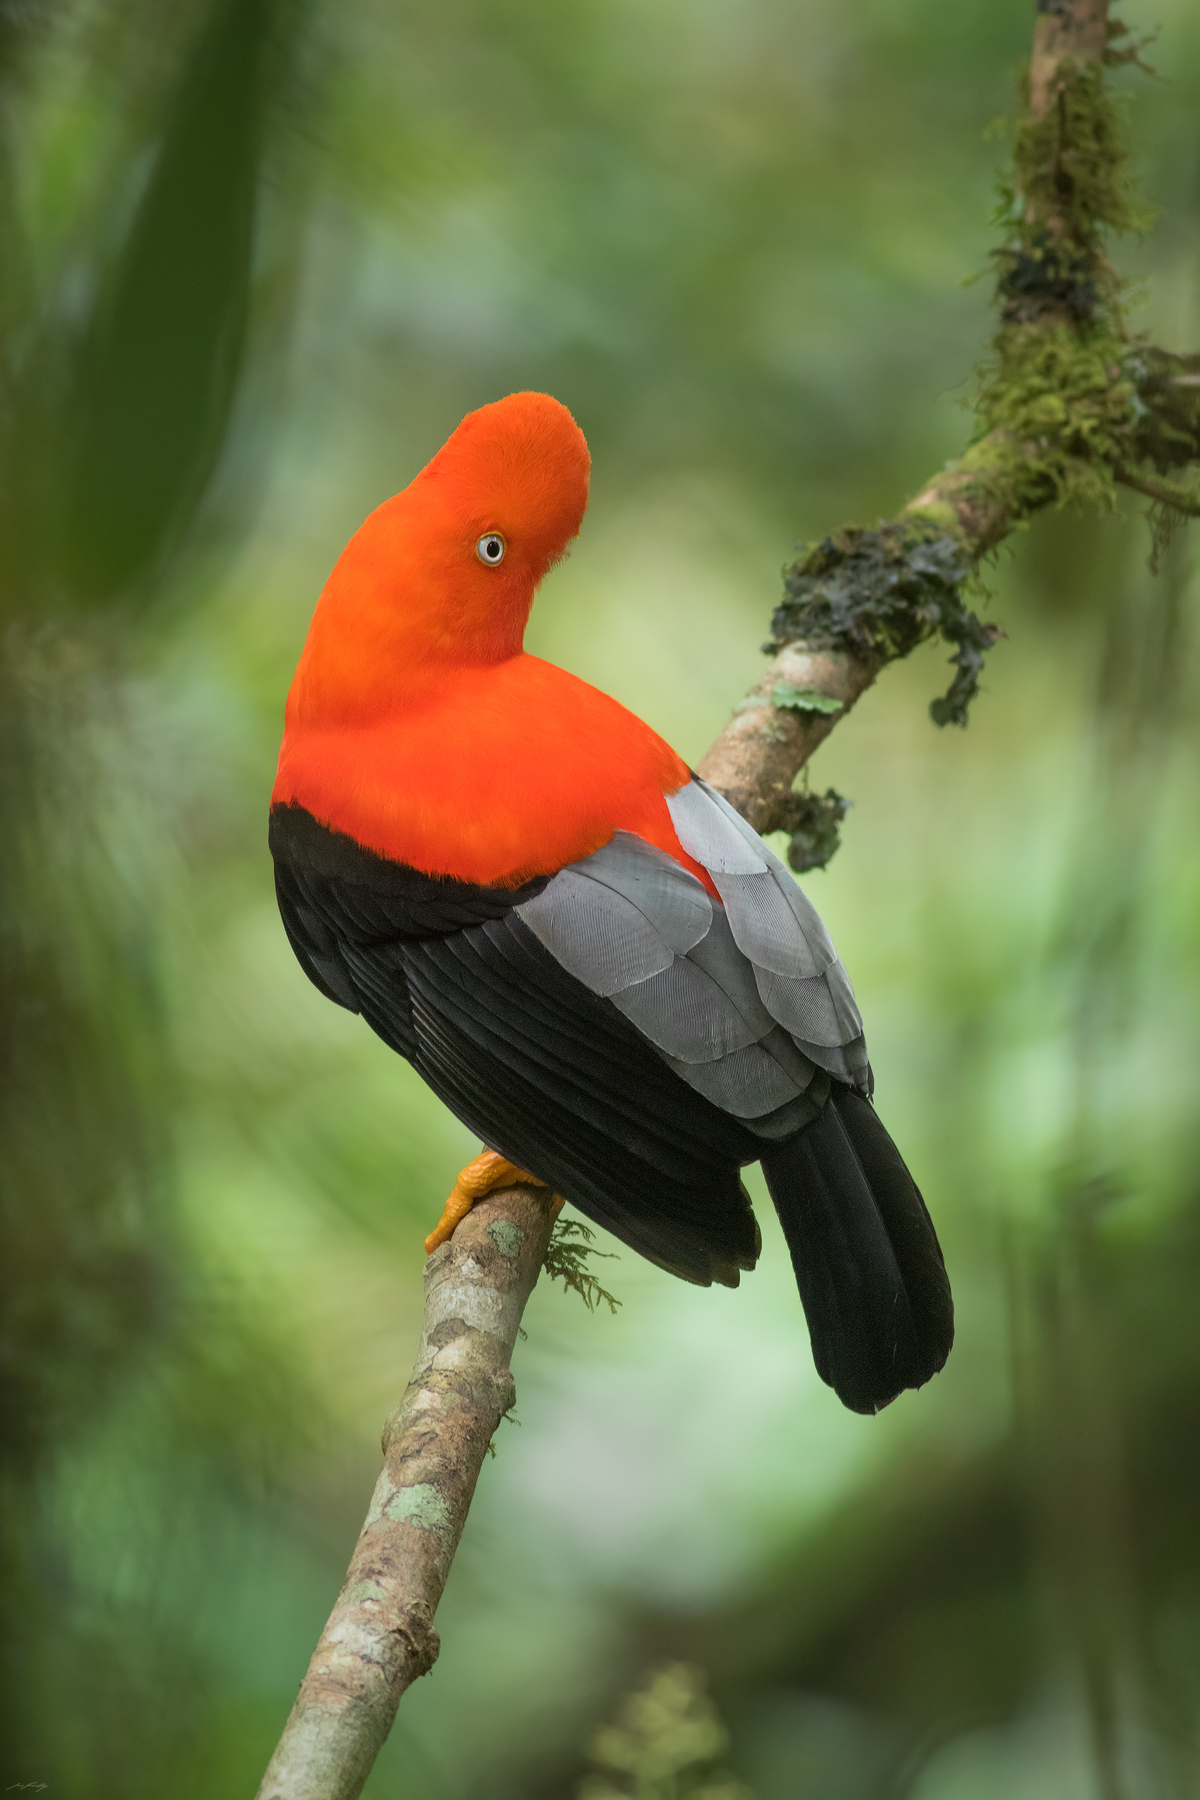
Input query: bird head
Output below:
<box><xmin>412</xmin><ymin>390</ymin><xmax>591</xmax><ymax>595</ymax></box>
<box><xmin>290</xmin><ymin>392</ymin><xmax>590</xmax><ymax>725</ymax></box>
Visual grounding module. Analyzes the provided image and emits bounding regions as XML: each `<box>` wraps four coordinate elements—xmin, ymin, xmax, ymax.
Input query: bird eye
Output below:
<box><xmin>475</xmin><ymin>532</ymin><xmax>506</xmax><ymax>566</ymax></box>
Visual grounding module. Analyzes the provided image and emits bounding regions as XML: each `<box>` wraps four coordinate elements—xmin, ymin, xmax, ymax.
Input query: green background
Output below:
<box><xmin>2</xmin><ymin>1</ymin><xmax>1199</xmax><ymax>1795</ymax></box>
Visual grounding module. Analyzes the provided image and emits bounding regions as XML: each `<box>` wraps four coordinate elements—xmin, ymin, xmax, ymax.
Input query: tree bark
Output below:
<box><xmin>256</xmin><ymin>1183</ymin><xmax>558</xmax><ymax>1800</ymax></box>
<box><xmin>1028</xmin><ymin>0</ymin><xmax>1109</xmax><ymax>121</ymax></box>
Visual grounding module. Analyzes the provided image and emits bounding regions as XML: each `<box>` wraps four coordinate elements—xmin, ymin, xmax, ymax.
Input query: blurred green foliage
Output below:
<box><xmin>1</xmin><ymin>2</ymin><xmax>1199</xmax><ymax>1798</ymax></box>
<box><xmin>579</xmin><ymin>1663</ymin><xmax>751</xmax><ymax>1800</ymax></box>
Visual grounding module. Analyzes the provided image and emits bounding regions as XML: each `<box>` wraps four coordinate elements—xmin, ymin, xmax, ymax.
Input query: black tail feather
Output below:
<box><xmin>760</xmin><ymin>1085</ymin><xmax>953</xmax><ymax>1414</ymax></box>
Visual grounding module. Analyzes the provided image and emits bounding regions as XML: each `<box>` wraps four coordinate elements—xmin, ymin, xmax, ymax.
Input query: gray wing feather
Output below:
<box><xmin>661</xmin><ymin>1037</ymin><xmax>814</xmax><ymax>1117</ymax></box>
<box><xmin>712</xmin><ymin>868</ymin><xmax>834</xmax><ymax>980</ymax></box>
<box><xmin>669</xmin><ymin>782</ymin><xmax>839</xmax><ymax>979</ymax></box>
<box><xmin>517</xmin><ymin>870</ymin><xmax>676</xmax><ymax>996</ymax></box>
<box><xmin>689</xmin><ymin>778</ymin><xmax>844</xmax><ymax>970</ymax></box>
<box><xmin>611</xmin><ymin>956</ymin><xmax>764</xmax><ymax>1062</ymax></box>
<box><xmin>571</xmin><ymin>831</ymin><xmax>712</xmax><ymax>952</ymax></box>
<box><xmin>755</xmin><ymin>967</ymin><xmax>856</xmax><ymax>1048</ymax></box>
<box><xmin>519</xmin><ymin>783</ymin><xmax>872</xmax><ymax>1139</ymax></box>
<box><xmin>516</xmin><ymin>831</ymin><xmax>712</xmax><ymax>997</ymax></box>
<box><xmin>663</xmin><ymin>778</ymin><xmax>766</xmax><ymax>873</ymax></box>
<box><xmin>668</xmin><ymin>778</ymin><xmax>872</xmax><ymax>1098</ymax></box>
<box><xmin>680</xmin><ymin>907</ymin><xmax>778</xmax><ymax>1037</ymax></box>
<box><xmin>825</xmin><ymin>959</ymin><xmax>865</xmax><ymax>1036</ymax></box>
<box><xmin>815</xmin><ymin>1039</ymin><xmax>872</xmax><ymax>1087</ymax></box>
<box><xmin>736</xmin><ymin>1067</ymin><xmax>832</xmax><ymax>1140</ymax></box>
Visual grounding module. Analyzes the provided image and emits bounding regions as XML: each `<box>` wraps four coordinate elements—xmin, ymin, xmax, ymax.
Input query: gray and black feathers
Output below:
<box><xmin>270</xmin><ymin>777</ymin><xmax>953</xmax><ymax>1412</ymax></box>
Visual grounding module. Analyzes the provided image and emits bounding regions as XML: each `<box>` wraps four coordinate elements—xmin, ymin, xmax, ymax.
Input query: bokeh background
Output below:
<box><xmin>2</xmin><ymin>1</ymin><xmax>1199</xmax><ymax>1795</ymax></box>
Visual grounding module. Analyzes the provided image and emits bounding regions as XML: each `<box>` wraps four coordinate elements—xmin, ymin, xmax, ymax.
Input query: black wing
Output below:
<box><xmin>269</xmin><ymin>801</ymin><xmax>760</xmax><ymax>1285</ymax></box>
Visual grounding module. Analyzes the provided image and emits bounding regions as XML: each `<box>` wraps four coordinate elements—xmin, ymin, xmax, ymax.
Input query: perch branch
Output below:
<box><xmin>256</xmin><ymin>1184</ymin><xmax>558</xmax><ymax>1800</ymax></box>
<box><xmin>259</xmin><ymin>1</ymin><xmax>1200</xmax><ymax>1792</ymax></box>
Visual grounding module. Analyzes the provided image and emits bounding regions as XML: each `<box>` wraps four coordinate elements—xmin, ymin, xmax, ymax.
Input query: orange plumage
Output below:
<box><xmin>273</xmin><ymin>391</ymin><xmax>705</xmax><ymax>888</ymax></box>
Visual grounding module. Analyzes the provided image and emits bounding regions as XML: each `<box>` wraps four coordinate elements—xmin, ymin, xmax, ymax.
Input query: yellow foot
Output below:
<box><xmin>424</xmin><ymin>1149</ymin><xmax>564</xmax><ymax>1254</ymax></box>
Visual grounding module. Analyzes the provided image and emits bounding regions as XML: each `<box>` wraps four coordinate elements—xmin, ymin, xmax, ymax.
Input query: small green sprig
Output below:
<box><xmin>543</xmin><ymin>1215</ymin><xmax>621</xmax><ymax>1314</ymax></box>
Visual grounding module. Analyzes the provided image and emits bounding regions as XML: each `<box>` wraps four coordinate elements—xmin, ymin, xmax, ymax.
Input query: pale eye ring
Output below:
<box><xmin>475</xmin><ymin>531</ymin><xmax>506</xmax><ymax>566</ymax></box>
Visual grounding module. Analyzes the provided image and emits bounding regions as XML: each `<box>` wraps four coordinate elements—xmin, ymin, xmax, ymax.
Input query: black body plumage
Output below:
<box><xmin>269</xmin><ymin>781</ymin><xmax>953</xmax><ymax>1413</ymax></box>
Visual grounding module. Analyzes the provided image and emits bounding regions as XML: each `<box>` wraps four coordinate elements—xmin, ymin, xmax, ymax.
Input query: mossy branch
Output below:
<box><xmin>699</xmin><ymin>0</ymin><xmax>1200</xmax><ymax>870</ymax></box>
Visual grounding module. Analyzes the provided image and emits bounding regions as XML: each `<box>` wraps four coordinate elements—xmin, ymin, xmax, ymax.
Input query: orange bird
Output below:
<box><xmin>270</xmin><ymin>392</ymin><xmax>952</xmax><ymax>1413</ymax></box>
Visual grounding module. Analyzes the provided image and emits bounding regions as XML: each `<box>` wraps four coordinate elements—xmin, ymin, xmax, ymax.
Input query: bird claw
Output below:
<box><xmin>424</xmin><ymin>1150</ymin><xmax>561</xmax><ymax>1254</ymax></box>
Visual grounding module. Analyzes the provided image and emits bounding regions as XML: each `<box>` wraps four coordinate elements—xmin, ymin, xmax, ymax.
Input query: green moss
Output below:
<box><xmin>969</xmin><ymin>49</ymin><xmax>1159</xmax><ymax>527</ymax></box>
<box><xmin>974</xmin><ymin>320</ymin><xmax>1137</xmax><ymax>514</ymax></box>
<box><xmin>903</xmin><ymin>497</ymin><xmax>963</xmax><ymax>537</ymax></box>
<box><xmin>1001</xmin><ymin>58</ymin><xmax>1151</xmax><ymax>265</ymax></box>
<box><xmin>770</xmin><ymin>683</ymin><xmax>843</xmax><ymax>715</ymax></box>
<box><xmin>1124</xmin><ymin>346</ymin><xmax>1200</xmax><ymax>473</ymax></box>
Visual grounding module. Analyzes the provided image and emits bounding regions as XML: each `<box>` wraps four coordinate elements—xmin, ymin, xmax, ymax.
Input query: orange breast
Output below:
<box><xmin>273</xmin><ymin>653</ymin><xmax>713</xmax><ymax>890</ymax></box>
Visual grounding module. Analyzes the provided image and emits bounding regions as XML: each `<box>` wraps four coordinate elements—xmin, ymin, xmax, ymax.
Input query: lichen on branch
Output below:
<box><xmin>776</xmin><ymin>786</ymin><xmax>851</xmax><ymax>874</ymax></box>
<box><xmin>768</xmin><ymin>524</ymin><xmax>999</xmax><ymax>729</ymax></box>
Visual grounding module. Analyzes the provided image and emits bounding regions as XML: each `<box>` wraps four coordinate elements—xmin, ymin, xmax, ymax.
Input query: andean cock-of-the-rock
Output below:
<box><xmin>269</xmin><ymin>390</ymin><xmax>953</xmax><ymax>1414</ymax></box>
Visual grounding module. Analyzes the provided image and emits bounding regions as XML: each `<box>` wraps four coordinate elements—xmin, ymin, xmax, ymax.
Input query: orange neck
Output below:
<box><xmin>289</xmin><ymin>485</ymin><xmax>540</xmax><ymax>732</ymax></box>
<box><xmin>274</xmin><ymin>653</ymin><xmax>704</xmax><ymax>889</ymax></box>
